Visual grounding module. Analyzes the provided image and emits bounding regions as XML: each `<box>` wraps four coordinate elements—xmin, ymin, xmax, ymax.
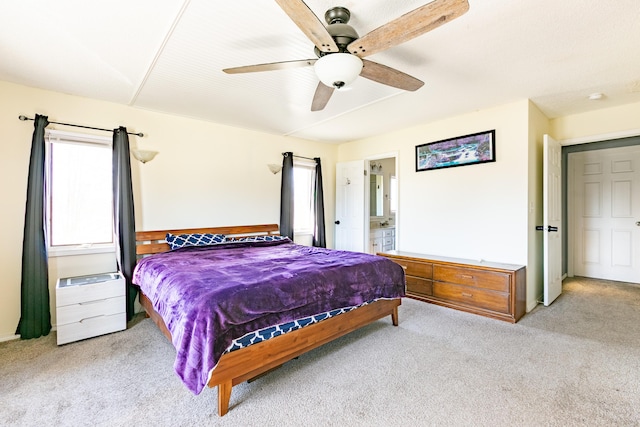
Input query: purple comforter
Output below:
<box><xmin>132</xmin><ymin>239</ymin><xmax>405</xmax><ymax>394</ymax></box>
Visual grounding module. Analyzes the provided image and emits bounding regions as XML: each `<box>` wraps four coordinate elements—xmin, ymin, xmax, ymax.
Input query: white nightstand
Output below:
<box><xmin>56</xmin><ymin>272</ymin><xmax>126</xmax><ymax>345</ymax></box>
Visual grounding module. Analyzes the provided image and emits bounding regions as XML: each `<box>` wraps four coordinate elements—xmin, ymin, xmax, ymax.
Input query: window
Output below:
<box><xmin>293</xmin><ymin>160</ymin><xmax>315</xmax><ymax>234</ymax></box>
<box><xmin>46</xmin><ymin>130</ymin><xmax>114</xmax><ymax>255</ymax></box>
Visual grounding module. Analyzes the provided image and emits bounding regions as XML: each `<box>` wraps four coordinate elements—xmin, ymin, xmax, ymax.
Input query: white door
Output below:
<box><xmin>572</xmin><ymin>146</ymin><xmax>640</xmax><ymax>282</ymax></box>
<box><xmin>544</xmin><ymin>134</ymin><xmax>563</xmax><ymax>306</ymax></box>
<box><xmin>335</xmin><ymin>160</ymin><xmax>366</xmax><ymax>252</ymax></box>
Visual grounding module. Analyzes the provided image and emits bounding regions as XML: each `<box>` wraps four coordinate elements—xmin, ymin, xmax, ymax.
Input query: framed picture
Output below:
<box><xmin>416</xmin><ymin>129</ymin><xmax>496</xmax><ymax>172</ymax></box>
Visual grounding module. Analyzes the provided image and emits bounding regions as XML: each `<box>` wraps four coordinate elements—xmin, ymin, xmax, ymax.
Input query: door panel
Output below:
<box><xmin>544</xmin><ymin>135</ymin><xmax>563</xmax><ymax>305</ymax></box>
<box><xmin>572</xmin><ymin>146</ymin><xmax>640</xmax><ymax>282</ymax></box>
<box><xmin>335</xmin><ymin>160</ymin><xmax>365</xmax><ymax>252</ymax></box>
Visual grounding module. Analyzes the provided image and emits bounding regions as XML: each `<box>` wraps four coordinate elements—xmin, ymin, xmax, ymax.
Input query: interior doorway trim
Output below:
<box><xmin>561</xmin><ymin>134</ymin><xmax>640</xmax><ymax>277</ymax></box>
<box><xmin>365</xmin><ymin>152</ymin><xmax>399</xmax><ymax>254</ymax></box>
<box><xmin>561</xmin><ymin>128</ymin><xmax>640</xmax><ymax>146</ymax></box>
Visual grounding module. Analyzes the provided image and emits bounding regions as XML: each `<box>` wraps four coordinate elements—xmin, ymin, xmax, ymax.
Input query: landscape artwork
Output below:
<box><xmin>416</xmin><ymin>130</ymin><xmax>496</xmax><ymax>172</ymax></box>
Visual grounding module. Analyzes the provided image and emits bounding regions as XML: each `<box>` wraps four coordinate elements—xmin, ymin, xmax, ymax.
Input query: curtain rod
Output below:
<box><xmin>282</xmin><ymin>152</ymin><xmax>316</xmax><ymax>162</ymax></box>
<box><xmin>18</xmin><ymin>115</ymin><xmax>144</xmax><ymax>137</ymax></box>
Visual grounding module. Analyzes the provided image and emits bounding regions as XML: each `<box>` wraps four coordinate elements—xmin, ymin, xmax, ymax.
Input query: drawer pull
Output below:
<box><xmin>79</xmin><ymin>315</ymin><xmax>106</xmax><ymax>323</ymax></box>
<box><xmin>461</xmin><ymin>292</ymin><xmax>473</xmax><ymax>298</ymax></box>
<box><xmin>400</xmin><ymin>265</ymin><xmax>408</xmax><ymax>270</ymax></box>
<box><xmin>79</xmin><ymin>299</ymin><xmax>108</xmax><ymax>306</ymax></box>
<box><xmin>461</xmin><ymin>274</ymin><xmax>474</xmax><ymax>279</ymax></box>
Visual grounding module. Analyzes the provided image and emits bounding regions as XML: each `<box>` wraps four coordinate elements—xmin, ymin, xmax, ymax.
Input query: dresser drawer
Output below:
<box><xmin>57</xmin><ymin>312</ymin><xmax>126</xmax><ymax>345</ymax></box>
<box><xmin>433</xmin><ymin>282</ymin><xmax>510</xmax><ymax>314</ymax></box>
<box><xmin>392</xmin><ymin>260</ymin><xmax>432</xmax><ymax>279</ymax></box>
<box><xmin>433</xmin><ymin>265</ymin><xmax>509</xmax><ymax>292</ymax></box>
<box><xmin>57</xmin><ymin>295</ymin><xmax>125</xmax><ymax>326</ymax></box>
<box><xmin>406</xmin><ymin>275</ymin><xmax>433</xmax><ymax>296</ymax></box>
<box><xmin>57</xmin><ymin>278</ymin><xmax>125</xmax><ymax>307</ymax></box>
<box><xmin>383</xmin><ymin>229</ymin><xmax>395</xmax><ymax>238</ymax></box>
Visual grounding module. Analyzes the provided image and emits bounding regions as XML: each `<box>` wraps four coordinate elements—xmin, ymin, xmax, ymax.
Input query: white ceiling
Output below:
<box><xmin>2</xmin><ymin>0</ymin><xmax>640</xmax><ymax>143</ymax></box>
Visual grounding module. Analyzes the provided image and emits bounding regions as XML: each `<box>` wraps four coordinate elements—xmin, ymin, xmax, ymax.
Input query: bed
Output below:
<box><xmin>133</xmin><ymin>224</ymin><xmax>405</xmax><ymax>416</ymax></box>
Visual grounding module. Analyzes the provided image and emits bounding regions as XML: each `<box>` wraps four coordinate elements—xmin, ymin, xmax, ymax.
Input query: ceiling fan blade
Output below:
<box><xmin>274</xmin><ymin>0</ymin><xmax>339</xmax><ymax>53</ymax></box>
<box><xmin>348</xmin><ymin>0</ymin><xmax>469</xmax><ymax>58</ymax></box>
<box><xmin>360</xmin><ymin>59</ymin><xmax>424</xmax><ymax>91</ymax></box>
<box><xmin>311</xmin><ymin>82</ymin><xmax>335</xmax><ymax>111</ymax></box>
<box><xmin>223</xmin><ymin>59</ymin><xmax>316</xmax><ymax>74</ymax></box>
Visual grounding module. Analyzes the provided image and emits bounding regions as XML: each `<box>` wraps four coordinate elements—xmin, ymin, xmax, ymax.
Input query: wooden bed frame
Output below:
<box><xmin>135</xmin><ymin>224</ymin><xmax>401</xmax><ymax>416</ymax></box>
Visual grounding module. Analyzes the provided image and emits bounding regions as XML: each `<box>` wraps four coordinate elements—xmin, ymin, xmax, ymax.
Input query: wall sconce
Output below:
<box><xmin>132</xmin><ymin>149</ymin><xmax>159</xmax><ymax>164</ymax></box>
<box><xmin>370</xmin><ymin>162</ymin><xmax>382</xmax><ymax>173</ymax></box>
<box><xmin>268</xmin><ymin>164</ymin><xmax>282</xmax><ymax>174</ymax></box>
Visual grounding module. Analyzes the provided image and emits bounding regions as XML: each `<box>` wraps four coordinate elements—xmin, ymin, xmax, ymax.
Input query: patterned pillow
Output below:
<box><xmin>165</xmin><ymin>233</ymin><xmax>226</xmax><ymax>250</ymax></box>
<box><xmin>226</xmin><ymin>235</ymin><xmax>289</xmax><ymax>243</ymax></box>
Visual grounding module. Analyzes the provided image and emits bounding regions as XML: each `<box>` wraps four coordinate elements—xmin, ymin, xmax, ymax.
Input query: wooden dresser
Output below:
<box><xmin>379</xmin><ymin>251</ymin><xmax>526</xmax><ymax>323</ymax></box>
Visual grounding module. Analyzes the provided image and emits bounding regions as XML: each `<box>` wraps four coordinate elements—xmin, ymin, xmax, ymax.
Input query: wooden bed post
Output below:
<box><xmin>218</xmin><ymin>381</ymin><xmax>232</xmax><ymax>416</ymax></box>
<box><xmin>391</xmin><ymin>306</ymin><xmax>399</xmax><ymax>326</ymax></box>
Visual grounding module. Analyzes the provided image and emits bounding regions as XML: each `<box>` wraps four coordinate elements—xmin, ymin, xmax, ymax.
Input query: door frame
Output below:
<box><xmin>561</xmin><ymin>134</ymin><xmax>640</xmax><ymax>278</ymax></box>
<box><xmin>365</xmin><ymin>152</ymin><xmax>399</xmax><ymax>253</ymax></box>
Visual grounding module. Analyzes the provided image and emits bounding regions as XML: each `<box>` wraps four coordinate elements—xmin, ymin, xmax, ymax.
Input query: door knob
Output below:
<box><xmin>636</xmin><ymin>221</ymin><xmax>640</xmax><ymax>226</ymax></box>
<box><xmin>335</xmin><ymin>220</ymin><xmax>340</xmax><ymax>225</ymax></box>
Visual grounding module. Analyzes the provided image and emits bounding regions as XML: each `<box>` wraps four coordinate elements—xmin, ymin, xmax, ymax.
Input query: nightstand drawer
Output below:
<box><xmin>433</xmin><ymin>265</ymin><xmax>509</xmax><ymax>292</ymax></box>
<box><xmin>57</xmin><ymin>312</ymin><xmax>126</xmax><ymax>345</ymax></box>
<box><xmin>57</xmin><ymin>274</ymin><xmax>124</xmax><ymax>306</ymax></box>
<box><xmin>433</xmin><ymin>282</ymin><xmax>509</xmax><ymax>314</ymax></box>
<box><xmin>57</xmin><ymin>295</ymin><xmax>125</xmax><ymax>326</ymax></box>
<box><xmin>56</xmin><ymin>272</ymin><xmax>126</xmax><ymax>345</ymax></box>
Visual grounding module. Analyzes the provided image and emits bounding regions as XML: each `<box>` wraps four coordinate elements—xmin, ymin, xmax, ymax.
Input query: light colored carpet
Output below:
<box><xmin>1</xmin><ymin>277</ymin><xmax>639</xmax><ymax>427</ymax></box>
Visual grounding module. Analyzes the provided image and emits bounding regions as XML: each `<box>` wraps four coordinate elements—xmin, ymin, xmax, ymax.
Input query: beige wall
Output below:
<box><xmin>0</xmin><ymin>81</ymin><xmax>337</xmax><ymax>340</ymax></box>
<box><xmin>551</xmin><ymin>102</ymin><xmax>640</xmax><ymax>143</ymax></box>
<box><xmin>340</xmin><ymin>99</ymin><xmax>532</xmax><ymax>266</ymax></box>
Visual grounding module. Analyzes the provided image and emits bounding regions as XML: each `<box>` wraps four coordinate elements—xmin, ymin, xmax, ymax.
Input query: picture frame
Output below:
<box><xmin>415</xmin><ymin>129</ymin><xmax>496</xmax><ymax>172</ymax></box>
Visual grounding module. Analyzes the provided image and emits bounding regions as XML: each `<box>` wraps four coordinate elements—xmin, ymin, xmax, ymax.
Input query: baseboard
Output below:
<box><xmin>0</xmin><ymin>334</ymin><xmax>19</xmax><ymax>343</ymax></box>
<box><xmin>1</xmin><ymin>325</ymin><xmax>57</xmax><ymax>343</ymax></box>
<box><xmin>527</xmin><ymin>299</ymin><xmax>540</xmax><ymax>312</ymax></box>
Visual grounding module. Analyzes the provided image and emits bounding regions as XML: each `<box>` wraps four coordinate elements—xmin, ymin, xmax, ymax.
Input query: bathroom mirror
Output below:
<box><xmin>370</xmin><ymin>174</ymin><xmax>384</xmax><ymax>217</ymax></box>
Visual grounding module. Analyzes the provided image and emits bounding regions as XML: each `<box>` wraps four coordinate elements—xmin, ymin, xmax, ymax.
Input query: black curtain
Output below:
<box><xmin>16</xmin><ymin>114</ymin><xmax>51</xmax><ymax>339</ymax></box>
<box><xmin>312</xmin><ymin>157</ymin><xmax>326</xmax><ymax>248</ymax></box>
<box><xmin>112</xmin><ymin>127</ymin><xmax>137</xmax><ymax>321</ymax></box>
<box><xmin>279</xmin><ymin>152</ymin><xmax>294</xmax><ymax>239</ymax></box>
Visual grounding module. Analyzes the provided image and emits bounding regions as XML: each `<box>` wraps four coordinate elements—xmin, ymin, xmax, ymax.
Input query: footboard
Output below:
<box><xmin>139</xmin><ymin>293</ymin><xmax>400</xmax><ymax>416</ymax></box>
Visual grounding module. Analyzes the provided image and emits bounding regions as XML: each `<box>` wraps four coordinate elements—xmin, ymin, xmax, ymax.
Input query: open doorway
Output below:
<box><xmin>367</xmin><ymin>156</ymin><xmax>397</xmax><ymax>254</ymax></box>
<box><xmin>563</xmin><ymin>136</ymin><xmax>640</xmax><ymax>283</ymax></box>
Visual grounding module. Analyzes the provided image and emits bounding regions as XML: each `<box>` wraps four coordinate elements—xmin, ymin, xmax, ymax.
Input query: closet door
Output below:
<box><xmin>572</xmin><ymin>145</ymin><xmax>640</xmax><ymax>283</ymax></box>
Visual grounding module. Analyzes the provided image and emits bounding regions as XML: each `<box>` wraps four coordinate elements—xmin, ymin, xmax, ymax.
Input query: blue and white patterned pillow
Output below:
<box><xmin>226</xmin><ymin>235</ymin><xmax>289</xmax><ymax>243</ymax></box>
<box><xmin>165</xmin><ymin>233</ymin><xmax>226</xmax><ymax>250</ymax></box>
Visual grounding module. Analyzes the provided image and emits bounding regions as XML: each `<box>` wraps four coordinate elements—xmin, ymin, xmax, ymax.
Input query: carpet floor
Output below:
<box><xmin>1</xmin><ymin>276</ymin><xmax>639</xmax><ymax>426</ymax></box>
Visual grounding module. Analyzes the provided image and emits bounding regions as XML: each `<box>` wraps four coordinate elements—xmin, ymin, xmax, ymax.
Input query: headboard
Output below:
<box><xmin>135</xmin><ymin>223</ymin><xmax>280</xmax><ymax>256</ymax></box>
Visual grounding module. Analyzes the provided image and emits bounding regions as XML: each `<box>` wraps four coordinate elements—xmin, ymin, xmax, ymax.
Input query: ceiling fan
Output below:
<box><xmin>223</xmin><ymin>0</ymin><xmax>469</xmax><ymax>111</ymax></box>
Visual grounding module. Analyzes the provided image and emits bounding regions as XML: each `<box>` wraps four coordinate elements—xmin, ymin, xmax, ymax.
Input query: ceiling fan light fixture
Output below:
<box><xmin>314</xmin><ymin>53</ymin><xmax>363</xmax><ymax>89</ymax></box>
